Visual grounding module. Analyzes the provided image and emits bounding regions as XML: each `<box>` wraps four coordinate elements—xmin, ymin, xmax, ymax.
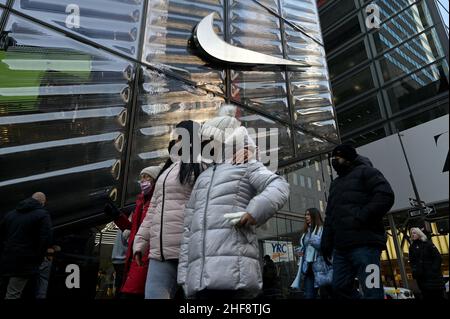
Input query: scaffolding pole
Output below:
<box><xmin>388</xmin><ymin>213</ymin><xmax>409</xmax><ymax>289</ymax></box>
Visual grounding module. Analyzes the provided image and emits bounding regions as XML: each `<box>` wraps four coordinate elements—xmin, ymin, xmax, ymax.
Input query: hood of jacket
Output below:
<box><xmin>353</xmin><ymin>155</ymin><xmax>374</xmax><ymax>168</ymax></box>
<box><xmin>16</xmin><ymin>198</ymin><xmax>43</xmax><ymax>213</ymax></box>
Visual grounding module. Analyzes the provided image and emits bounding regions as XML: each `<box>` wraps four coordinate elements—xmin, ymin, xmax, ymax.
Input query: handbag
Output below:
<box><xmin>314</xmin><ymin>255</ymin><xmax>333</xmax><ymax>287</ymax></box>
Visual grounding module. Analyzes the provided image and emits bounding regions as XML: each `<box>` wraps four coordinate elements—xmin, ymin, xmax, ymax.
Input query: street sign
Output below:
<box><xmin>408</xmin><ymin>205</ymin><xmax>436</xmax><ymax>218</ymax></box>
<box><xmin>409</xmin><ymin>198</ymin><xmax>425</xmax><ymax>207</ymax></box>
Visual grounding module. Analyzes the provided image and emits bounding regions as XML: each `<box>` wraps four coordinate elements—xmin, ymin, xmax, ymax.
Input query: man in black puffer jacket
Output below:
<box><xmin>321</xmin><ymin>144</ymin><xmax>395</xmax><ymax>299</ymax></box>
<box><xmin>0</xmin><ymin>192</ymin><xmax>52</xmax><ymax>299</ymax></box>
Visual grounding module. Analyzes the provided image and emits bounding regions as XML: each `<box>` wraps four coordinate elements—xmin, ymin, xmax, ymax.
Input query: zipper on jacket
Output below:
<box><xmin>199</xmin><ymin>164</ymin><xmax>217</xmax><ymax>287</ymax></box>
<box><xmin>159</xmin><ymin>163</ymin><xmax>177</xmax><ymax>262</ymax></box>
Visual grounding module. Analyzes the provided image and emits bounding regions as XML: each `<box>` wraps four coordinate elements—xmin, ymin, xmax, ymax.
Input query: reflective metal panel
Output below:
<box><xmin>125</xmin><ymin>67</ymin><xmax>225</xmax><ymax>203</ymax></box>
<box><xmin>13</xmin><ymin>0</ymin><xmax>145</xmax><ymax>58</ymax></box>
<box><xmin>229</xmin><ymin>0</ymin><xmax>291</xmax><ymax>121</ymax></box>
<box><xmin>0</xmin><ymin>14</ymin><xmax>132</xmax><ymax>225</ymax></box>
<box><xmin>141</xmin><ymin>0</ymin><xmax>225</xmax><ymax>94</ymax></box>
<box><xmin>281</xmin><ymin>0</ymin><xmax>338</xmax><ymax>143</ymax></box>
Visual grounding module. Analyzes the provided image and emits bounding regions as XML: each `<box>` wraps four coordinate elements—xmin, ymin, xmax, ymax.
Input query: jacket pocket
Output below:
<box><xmin>236</xmin><ymin>227</ymin><xmax>256</xmax><ymax>245</ymax></box>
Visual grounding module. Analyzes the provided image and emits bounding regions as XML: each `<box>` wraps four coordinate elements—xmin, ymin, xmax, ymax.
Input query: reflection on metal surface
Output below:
<box><xmin>120</xmin><ymin>86</ymin><xmax>130</xmax><ymax>103</ymax></box>
<box><xmin>141</xmin><ymin>0</ymin><xmax>225</xmax><ymax>92</ymax></box>
<box><xmin>0</xmin><ymin>108</ymin><xmax>125</xmax><ymax>125</ymax></box>
<box><xmin>1</xmin><ymin>0</ymin><xmax>339</xmax><ymax>226</ymax></box>
<box><xmin>13</xmin><ymin>0</ymin><xmax>145</xmax><ymax>58</ymax></box>
<box><xmin>114</xmin><ymin>133</ymin><xmax>125</xmax><ymax>152</ymax></box>
<box><xmin>0</xmin><ymin>160</ymin><xmax>117</xmax><ymax>187</ymax></box>
<box><xmin>109</xmin><ymin>188</ymin><xmax>118</xmax><ymax>202</ymax></box>
<box><xmin>194</xmin><ymin>13</ymin><xmax>309</xmax><ymax>67</ymax></box>
<box><xmin>118</xmin><ymin>109</ymin><xmax>128</xmax><ymax>127</ymax></box>
<box><xmin>123</xmin><ymin>64</ymin><xmax>134</xmax><ymax>82</ymax></box>
<box><xmin>111</xmin><ymin>160</ymin><xmax>121</xmax><ymax>181</ymax></box>
<box><xmin>0</xmin><ymin>132</ymin><xmax>121</xmax><ymax>155</ymax></box>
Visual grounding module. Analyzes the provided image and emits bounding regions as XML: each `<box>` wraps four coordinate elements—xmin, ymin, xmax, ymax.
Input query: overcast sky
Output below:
<box><xmin>437</xmin><ymin>0</ymin><xmax>449</xmax><ymax>31</ymax></box>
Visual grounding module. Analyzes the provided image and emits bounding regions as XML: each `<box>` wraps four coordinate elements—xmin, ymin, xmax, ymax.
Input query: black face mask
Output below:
<box><xmin>332</xmin><ymin>159</ymin><xmax>351</xmax><ymax>175</ymax></box>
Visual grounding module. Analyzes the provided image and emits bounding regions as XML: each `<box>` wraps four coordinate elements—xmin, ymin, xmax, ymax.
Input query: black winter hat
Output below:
<box><xmin>332</xmin><ymin>144</ymin><xmax>358</xmax><ymax>162</ymax></box>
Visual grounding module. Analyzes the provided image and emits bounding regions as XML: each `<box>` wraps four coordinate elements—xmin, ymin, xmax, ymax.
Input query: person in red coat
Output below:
<box><xmin>106</xmin><ymin>165</ymin><xmax>162</xmax><ymax>298</ymax></box>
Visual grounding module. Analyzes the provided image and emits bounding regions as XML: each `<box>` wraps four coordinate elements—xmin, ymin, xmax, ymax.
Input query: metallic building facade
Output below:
<box><xmin>0</xmin><ymin>1</ymin><xmax>337</xmax><ymax>231</ymax></box>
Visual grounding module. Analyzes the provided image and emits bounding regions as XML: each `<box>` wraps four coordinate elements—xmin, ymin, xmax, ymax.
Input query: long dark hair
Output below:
<box><xmin>157</xmin><ymin>120</ymin><xmax>202</xmax><ymax>185</ymax></box>
<box><xmin>303</xmin><ymin>208</ymin><xmax>323</xmax><ymax>234</ymax></box>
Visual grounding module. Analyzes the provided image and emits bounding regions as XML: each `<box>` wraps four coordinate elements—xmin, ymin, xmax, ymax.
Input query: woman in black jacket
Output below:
<box><xmin>409</xmin><ymin>227</ymin><xmax>445</xmax><ymax>300</ymax></box>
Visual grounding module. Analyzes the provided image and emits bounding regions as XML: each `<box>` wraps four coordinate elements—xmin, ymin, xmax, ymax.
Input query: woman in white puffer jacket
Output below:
<box><xmin>178</xmin><ymin>126</ymin><xmax>290</xmax><ymax>299</ymax></box>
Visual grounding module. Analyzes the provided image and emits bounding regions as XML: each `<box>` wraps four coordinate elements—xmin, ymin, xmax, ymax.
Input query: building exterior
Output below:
<box><xmin>318</xmin><ymin>0</ymin><xmax>449</xmax><ymax>146</ymax></box>
<box><xmin>318</xmin><ymin>0</ymin><xmax>449</xmax><ymax>292</ymax></box>
<box><xmin>1</xmin><ymin>0</ymin><xmax>337</xmax><ymax>297</ymax></box>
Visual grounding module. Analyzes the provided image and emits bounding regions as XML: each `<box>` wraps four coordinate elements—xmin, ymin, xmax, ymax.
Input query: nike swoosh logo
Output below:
<box><xmin>194</xmin><ymin>13</ymin><xmax>309</xmax><ymax>67</ymax></box>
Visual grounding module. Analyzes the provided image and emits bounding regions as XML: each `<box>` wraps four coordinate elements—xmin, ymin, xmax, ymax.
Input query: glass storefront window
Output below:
<box><xmin>386</xmin><ymin>60</ymin><xmax>449</xmax><ymax>114</ymax></box>
<box><xmin>142</xmin><ymin>0</ymin><xmax>225</xmax><ymax>94</ymax></box>
<box><xmin>324</xmin><ymin>15</ymin><xmax>362</xmax><ymax>54</ymax></box>
<box><xmin>328</xmin><ymin>40</ymin><xmax>368</xmax><ymax>80</ymax></box>
<box><xmin>0</xmin><ymin>14</ymin><xmax>133</xmax><ymax>225</ymax></box>
<box><xmin>333</xmin><ymin>66</ymin><xmax>375</xmax><ymax>106</ymax></box>
<box><xmin>393</xmin><ymin>104</ymin><xmax>449</xmax><ymax>131</ymax></box>
<box><xmin>371</xmin><ymin>0</ymin><xmax>417</xmax><ymax>22</ymax></box>
<box><xmin>13</xmin><ymin>0</ymin><xmax>145</xmax><ymax>59</ymax></box>
<box><xmin>378</xmin><ymin>29</ymin><xmax>446</xmax><ymax>83</ymax></box>
<box><xmin>337</xmin><ymin>95</ymin><xmax>383</xmax><ymax>135</ymax></box>
<box><xmin>345</xmin><ymin>126</ymin><xmax>388</xmax><ymax>147</ymax></box>
<box><xmin>319</xmin><ymin>0</ymin><xmax>356</xmax><ymax>32</ymax></box>
<box><xmin>372</xmin><ymin>2</ymin><xmax>434</xmax><ymax>53</ymax></box>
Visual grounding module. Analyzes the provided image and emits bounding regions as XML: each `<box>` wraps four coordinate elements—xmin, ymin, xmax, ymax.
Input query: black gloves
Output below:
<box><xmin>104</xmin><ymin>202</ymin><xmax>121</xmax><ymax>219</ymax></box>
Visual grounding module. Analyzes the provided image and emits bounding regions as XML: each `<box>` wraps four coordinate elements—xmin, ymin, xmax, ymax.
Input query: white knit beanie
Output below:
<box><xmin>201</xmin><ymin>104</ymin><xmax>241</xmax><ymax>142</ymax></box>
<box><xmin>140</xmin><ymin>165</ymin><xmax>162</xmax><ymax>180</ymax></box>
<box><xmin>224</xmin><ymin>126</ymin><xmax>257</xmax><ymax>152</ymax></box>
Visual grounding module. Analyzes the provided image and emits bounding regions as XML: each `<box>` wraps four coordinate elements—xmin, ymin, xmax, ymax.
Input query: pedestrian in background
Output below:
<box><xmin>105</xmin><ymin>165</ymin><xmax>162</xmax><ymax>298</ymax></box>
<box><xmin>291</xmin><ymin>208</ymin><xmax>332</xmax><ymax>299</ymax></box>
<box><xmin>0</xmin><ymin>192</ymin><xmax>52</xmax><ymax>299</ymax></box>
<box><xmin>110</xmin><ymin>229</ymin><xmax>127</xmax><ymax>297</ymax></box>
<box><xmin>409</xmin><ymin>227</ymin><xmax>445</xmax><ymax>300</ymax></box>
<box><xmin>321</xmin><ymin>144</ymin><xmax>395</xmax><ymax>299</ymax></box>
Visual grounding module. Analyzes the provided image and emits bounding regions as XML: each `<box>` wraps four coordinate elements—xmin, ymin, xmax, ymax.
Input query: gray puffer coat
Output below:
<box><xmin>178</xmin><ymin>161</ymin><xmax>290</xmax><ymax>297</ymax></box>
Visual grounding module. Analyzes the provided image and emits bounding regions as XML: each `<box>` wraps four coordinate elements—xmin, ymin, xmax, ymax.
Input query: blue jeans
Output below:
<box><xmin>145</xmin><ymin>259</ymin><xmax>179</xmax><ymax>299</ymax></box>
<box><xmin>303</xmin><ymin>271</ymin><xmax>318</xmax><ymax>299</ymax></box>
<box><xmin>332</xmin><ymin>247</ymin><xmax>384</xmax><ymax>299</ymax></box>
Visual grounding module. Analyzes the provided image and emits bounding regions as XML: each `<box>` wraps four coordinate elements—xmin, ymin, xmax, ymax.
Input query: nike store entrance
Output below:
<box><xmin>0</xmin><ymin>0</ymin><xmax>338</xmax><ymax>298</ymax></box>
